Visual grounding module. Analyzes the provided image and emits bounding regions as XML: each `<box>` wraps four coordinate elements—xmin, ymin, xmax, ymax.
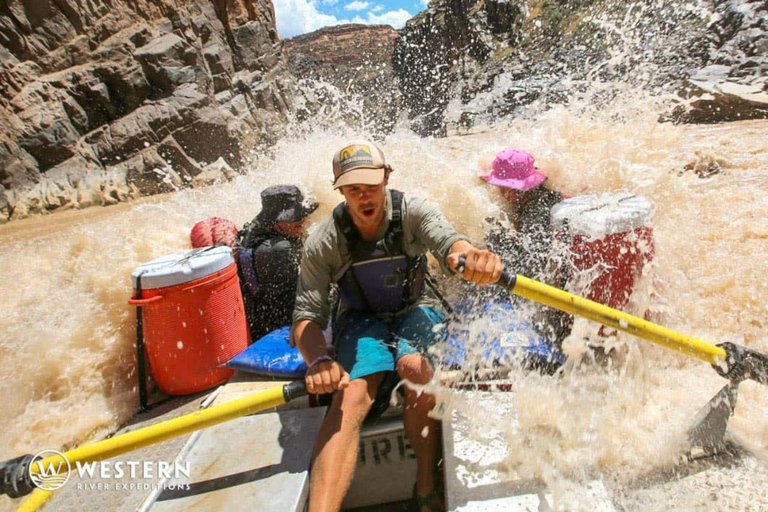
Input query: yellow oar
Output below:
<box><xmin>511</xmin><ymin>274</ymin><xmax>726</xmax><ymax>364</ymax></box>
<box><xmin>499</xmin><ymin>271</ymin><xmax>767</xmax><ymax>384</ymax></box>
<box><xmin>0</xmin><ymin>381</ymin><xmax>307</xmax><ymax>499</ymax></box>
<box><xmin>16</xmin><ymin>489</ymin><xmax>51</xmax><ymax>512</ymax></box>
<box><xmin>459</xmin><ymin>258</ymin><xmax>767</xmax><ymax>384</ymax></box>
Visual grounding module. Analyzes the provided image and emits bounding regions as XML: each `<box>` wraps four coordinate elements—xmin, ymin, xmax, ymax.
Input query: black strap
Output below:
<box><xmin>387</xmin><ymin>189</ymin><xmax>405</xmax><ymax>252</ymax></box>
<box><xmin>134</xmin><ymin>273</ymin><xmax>149</xmax><ymax>413</ymax></box>
<box><xmin>332</xmin><ymin>202</ymin><xmax>359</xmax><ymax>249</ymax></box>
<box><xmin>333</xmin><ymin>189</ymin><xmax>406</xmax><ymax>252</ymax></box>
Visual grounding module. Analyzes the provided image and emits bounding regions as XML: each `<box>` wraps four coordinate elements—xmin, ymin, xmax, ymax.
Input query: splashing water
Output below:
<box><xmin>1</xmin><ymin>71</ymin><xmax>767</xmax><ymax>511</ymax></box>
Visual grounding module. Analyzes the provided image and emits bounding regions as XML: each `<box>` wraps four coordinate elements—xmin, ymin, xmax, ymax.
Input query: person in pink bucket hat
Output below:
<box><xmin>481</xmin><ymin>149</ymin><xmax>570</xmax><ymax>352</ymax></box>
<box><xmin>481</xmin><ymin>149</ymin><xmax>563</xmax><ymax>255</ymax></box>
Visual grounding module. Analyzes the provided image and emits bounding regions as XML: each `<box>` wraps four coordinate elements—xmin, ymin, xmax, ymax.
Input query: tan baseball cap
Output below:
<box><xmin>332</xmin><ymin>140</ymin><xmax>388</xmax><ymax>189</ymax></box>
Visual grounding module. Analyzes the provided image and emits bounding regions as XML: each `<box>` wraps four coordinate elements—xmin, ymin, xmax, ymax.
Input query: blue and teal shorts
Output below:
<box><xmin>334</xmin><ymin>306</ymin><xmax>447</xmax><ymax>381</ymax></box>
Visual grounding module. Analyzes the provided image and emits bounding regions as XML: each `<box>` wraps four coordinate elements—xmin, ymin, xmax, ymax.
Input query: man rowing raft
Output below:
<box><xmin>292</xmin><ymin>139</ymin><xmax>503</xmax><ymax>512</ymax></box>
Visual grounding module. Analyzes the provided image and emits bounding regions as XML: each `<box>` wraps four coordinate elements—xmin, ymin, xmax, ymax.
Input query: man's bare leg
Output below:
<box><xmin>309</xmin><ymin>373</ymin><xmax>384</xmax><ymax>512</ymax></box>
<box><xmin>398</xmin><ymin>354</ymin><xmax>442</xmax><ymax>511</ymax></box>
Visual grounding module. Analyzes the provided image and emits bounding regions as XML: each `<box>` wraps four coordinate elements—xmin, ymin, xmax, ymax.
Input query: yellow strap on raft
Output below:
<box><xmin>510</xmin><ymin>274</ymin><xmax>727</xmax><ymax>365</ymax></box>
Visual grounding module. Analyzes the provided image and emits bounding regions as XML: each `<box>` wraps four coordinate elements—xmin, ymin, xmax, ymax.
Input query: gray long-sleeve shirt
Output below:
<box><xmin>292</xmin><ymin>189</ymin><xmax>468</xmax><ymax>331</ymax></box>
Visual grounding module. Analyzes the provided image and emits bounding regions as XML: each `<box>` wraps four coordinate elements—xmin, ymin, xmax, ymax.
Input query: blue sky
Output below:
<box><xmin>273</xmin><ymin>0</ymin><xmax>429</xmax><ymax>38</ymax></box>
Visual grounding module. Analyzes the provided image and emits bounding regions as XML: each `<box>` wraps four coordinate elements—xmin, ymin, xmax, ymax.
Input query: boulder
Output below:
<box><xmin>93</xmin><ymin>60</ymin><xmax>153</xmax><ymax>117</ymax></box>
<box><xmin>47</xmin><ymin>154</ymin><xmax>111</xmax><ymax>210</ymax></box>
<box><xmin>173</xmin><ymin>106</ymin><xmax>247</xmax><ymax>168</ymax></box>
<box><xmin>157</xmin><ymin>136</ymin><xmax>204</xmax><ymax>182</ymax></box>
<box><xmin>670</xmin><ymin>0</ymin><xmax>768</xmax><ymax>123</ymax></box>
<box><xmin>203</xmin><ymin>42</ymin><xmax>235</xmax><ymax>92</ymax></box>
<box><xmin>675</xmin><ymin>77</ymin><xmax>768</xmax><ymax>123</ymax></box>
<box><xmin>134</xmin><ymin>33</ymin><xmax>210</xmax><ymax>98</ymax></box>
<box><xmin>231</xmin><ymin>22</ymin><xmax>279</xmax><ymax>71</ymax></box>
<box><xmin>119</xmin><ymin>146</ymin><xmax>183</xmax><ymax>196</ymax></box>
<box><xmin>192</xmin><ymin>157</ymin><xmax>236</xmax><ymax>187</ymax></box>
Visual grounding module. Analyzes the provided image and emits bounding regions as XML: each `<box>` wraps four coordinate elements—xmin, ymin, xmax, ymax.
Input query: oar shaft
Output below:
<box><xmin>31</xmin><ymin>381</ymin><xmax>306</xmax><ymax>476</ymax></box>
<box><xmin>506</xmin><ymin>273</ymin><xmax>727</xmax><ymax>365</ymax></box>
<box><xmin>16</xmin><ymin>489</ymin><xmax>51</xmax><ymax>512</ymax></box>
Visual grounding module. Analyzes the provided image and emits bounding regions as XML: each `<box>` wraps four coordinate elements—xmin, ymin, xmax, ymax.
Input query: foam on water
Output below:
<box><xmin>1</xmin><ymin>93</ymin><xmax>767</xmax><ymax>510</ymax></box>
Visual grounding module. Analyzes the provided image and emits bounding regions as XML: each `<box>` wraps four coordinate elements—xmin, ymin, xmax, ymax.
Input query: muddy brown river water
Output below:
<box><xmin>1</xmin><ymin>117</ymin><xmax>766</xmax><ymax>511</ymax></box>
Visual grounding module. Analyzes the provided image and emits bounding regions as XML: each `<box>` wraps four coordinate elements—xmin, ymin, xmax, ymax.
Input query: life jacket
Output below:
<box><xmin>333</xmin><ymin>189</ymin><xmax>427</xmax><ymax>315</ymax></box>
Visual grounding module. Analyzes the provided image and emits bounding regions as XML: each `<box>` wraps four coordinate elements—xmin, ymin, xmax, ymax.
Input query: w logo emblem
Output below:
<box><xmin>29</xmin><ymin>450</ymin><xmax>71</xmax><ymax>491</ymax></box>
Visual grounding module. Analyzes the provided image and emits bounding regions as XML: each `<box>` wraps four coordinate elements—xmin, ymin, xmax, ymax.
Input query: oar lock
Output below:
<box><xmin>714</xmin><ymin>342</ymin><xmax>768</xmax><ymax>386</ymax></box>
<box><xmin>0</xmin><ymin>454</ymin><xmax>35</xmax><ymax>499</ymax></box>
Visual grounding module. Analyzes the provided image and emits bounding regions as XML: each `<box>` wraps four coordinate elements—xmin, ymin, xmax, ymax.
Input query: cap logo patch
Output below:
<box><xmin>339</xmin><ymin>145</ymin><xmax>374</xmax><ymax>172</ymax></box>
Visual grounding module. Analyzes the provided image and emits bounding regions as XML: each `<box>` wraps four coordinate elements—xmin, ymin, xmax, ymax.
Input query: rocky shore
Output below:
<box><xmin>284</xmin><ymin>24</ymin><xmax>400</xmax><ymax>133</ymax></box>
<box><xmin>392</xmin><ymin>0</ymin><xmax>767</xmax><ymax>136</ymax></box>
<box><xmin>0</xmin><ymin>0</ymin><xmax>316</xmax><ymax>222</ymax></box>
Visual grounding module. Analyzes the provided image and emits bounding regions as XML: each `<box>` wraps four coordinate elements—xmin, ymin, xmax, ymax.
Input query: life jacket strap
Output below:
<box><xmin>333</xmin><ymin>189</ymin><xmax>427</xmax><ymax>314</ymax></box>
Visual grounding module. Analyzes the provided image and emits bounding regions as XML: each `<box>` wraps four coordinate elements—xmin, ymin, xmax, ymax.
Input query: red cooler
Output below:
<box><xmin>128</xmin><ymin>246</ymin><xmax>248</xmax><ymax>395</ymax></box>
<box><xmin>551</xmin><ymin>193</ymin><xmax>654</xmax><ymax>311</ymax></box>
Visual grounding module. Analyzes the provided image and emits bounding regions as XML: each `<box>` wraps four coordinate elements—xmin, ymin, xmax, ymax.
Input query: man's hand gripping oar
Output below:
<box><xmin>447</xmin><ymin>243</ymin><xmax>504</xmax><ymax>286</ymax></box>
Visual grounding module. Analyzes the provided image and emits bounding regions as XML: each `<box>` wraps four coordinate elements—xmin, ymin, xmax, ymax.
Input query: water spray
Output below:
<box><xmin>457</xmin><ymin>257</ymin><xmax>768</xmax><ymax>456</ymax></box>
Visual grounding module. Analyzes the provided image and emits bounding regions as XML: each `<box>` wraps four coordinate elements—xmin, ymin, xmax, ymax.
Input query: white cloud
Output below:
<box><xmin>273</xmin><ymin>0</ymin><xmax>350</xmax><ymax>38</ymax></box>
<box><xmin>273</xmin><ymin>0</ymin><xmax>412</xmax><ymax>38</ymax></box>
<box><xmin>345</xmin><ymin>1</ymin><xmax>370</xmax><ymax>10</ymax></box>
<box><xmin>366</xmin><ymin>8</ymin><xmax>412</xmax><ymax>28</ymax></box>
<box><xmin>371</xmin><ymin>4</ymin><xmax>384</xmax><ymax>12</ymax></box>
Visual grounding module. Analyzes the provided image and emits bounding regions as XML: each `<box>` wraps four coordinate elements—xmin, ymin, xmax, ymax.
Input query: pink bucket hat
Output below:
<box><xmin>481</xmin><ymin>149</ymin><xmax>548</xmax><ymax>191</ymax></box>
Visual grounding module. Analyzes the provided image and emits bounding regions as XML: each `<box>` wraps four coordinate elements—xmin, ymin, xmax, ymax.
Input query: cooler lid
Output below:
<box><xmin>131</xmin><ymin>246</ymin><xmax>234</xmax><ymax>290</ymax></box>
<box><xmin>550</xmin><ymin>193</ymin><xmax>652</xmax><ymax>238</ymax></box>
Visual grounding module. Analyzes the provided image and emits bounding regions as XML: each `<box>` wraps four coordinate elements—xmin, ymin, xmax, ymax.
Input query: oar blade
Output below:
<box><xmin>687</xmin><ymin>381</ymin><xmax>739</xmax><ymax>458</ymax></box>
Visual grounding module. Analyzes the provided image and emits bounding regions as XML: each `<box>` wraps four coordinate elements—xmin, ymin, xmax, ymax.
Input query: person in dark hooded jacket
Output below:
<box><xmin>238</xmin><ymin>185</ymin><xmax>318</xmax><ymax>341</ymax></box>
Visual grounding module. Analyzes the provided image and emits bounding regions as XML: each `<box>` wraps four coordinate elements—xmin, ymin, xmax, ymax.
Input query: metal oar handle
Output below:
<box><xmin>283</xmin><ymin>380</ymin><xmax>308</xmax><ymax>402</ymax></box>
<box><xmin>456</xmin><ymin>256</ymin><xmax>516</xmax><ymax>289</ymax></box>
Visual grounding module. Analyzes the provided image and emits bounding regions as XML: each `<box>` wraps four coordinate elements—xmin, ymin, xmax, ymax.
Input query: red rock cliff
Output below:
<box><xmin>0</xmin><ymin>0</ymin><xmax>314</xmax><ymax>222</ymax></box>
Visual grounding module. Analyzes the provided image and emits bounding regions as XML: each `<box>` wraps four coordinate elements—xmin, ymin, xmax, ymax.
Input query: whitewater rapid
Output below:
<box><xmin>0</xmin><ymin>115</ymin><xmax>766</xmax><ymax>510</ymax></box>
